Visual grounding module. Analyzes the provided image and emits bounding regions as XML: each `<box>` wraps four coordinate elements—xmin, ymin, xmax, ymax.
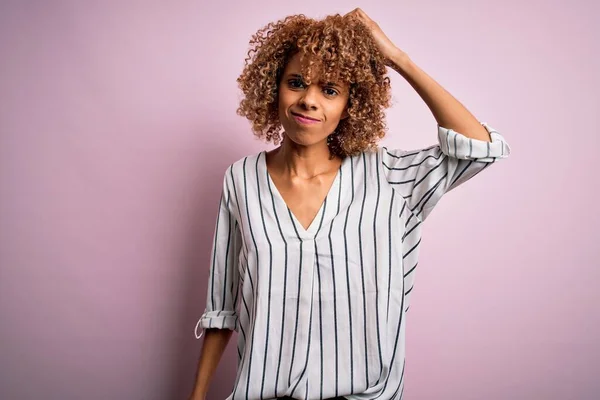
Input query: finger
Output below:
<box><xmin>354</xmin><ymin>9</ymin><xmax>372</xmax><ymax>23</ymax></box>
<box><xmin>357</xmin><ymin>9</ymin><xmax>372</xmax><ymax>22</ymax></box>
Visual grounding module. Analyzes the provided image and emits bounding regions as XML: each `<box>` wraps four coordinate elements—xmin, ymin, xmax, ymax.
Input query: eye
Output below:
<box><xmin>288</xmin><ymin>79</ymin><xmax>339</xmax><ymax>97</ymax></box>
<box><xmin>288</xmin><ymin>79</ymin><xmax>305</xmax><ymax>88</ymax></box>
<box><xmin>323</xmin><ymin>87</ymin><xmax>339</xmax><ymax>96</ymax></box>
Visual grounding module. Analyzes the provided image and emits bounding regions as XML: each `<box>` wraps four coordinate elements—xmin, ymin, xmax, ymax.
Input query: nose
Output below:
<box><xmin>298</xmin><ymin>85</ymin><xmax>320</xmax><ymax>110</ymax></box>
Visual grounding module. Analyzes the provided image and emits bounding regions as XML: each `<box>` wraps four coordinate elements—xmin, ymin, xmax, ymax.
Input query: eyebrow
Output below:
<box><xmin>286</xmin><ymin>73</ymin><xmax>342</xmax><ymax>88</ymax></box>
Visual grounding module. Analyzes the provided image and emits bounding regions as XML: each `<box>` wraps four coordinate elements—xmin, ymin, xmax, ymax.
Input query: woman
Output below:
<box><xmin>190</xmin><ymin>8</ymin><xmax>510</xmax><ymax>400</ymax></box>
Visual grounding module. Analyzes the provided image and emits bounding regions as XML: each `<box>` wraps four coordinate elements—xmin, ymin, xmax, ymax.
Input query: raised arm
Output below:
<box><xmin>347</xmin><ymin>7</ymin><xmax>492</xmax><ymax>142</ymax></box>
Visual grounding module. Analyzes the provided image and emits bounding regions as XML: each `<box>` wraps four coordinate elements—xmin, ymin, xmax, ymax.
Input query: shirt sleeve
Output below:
<box><xmin>381</xmin><ymin>122</ymin><xmax>511</xmax><ymax>223</ymax></box>
<box><xmin>194</xmin><ymin>166</ymin><xmax>242</xmax><ymax>339</ymax></box>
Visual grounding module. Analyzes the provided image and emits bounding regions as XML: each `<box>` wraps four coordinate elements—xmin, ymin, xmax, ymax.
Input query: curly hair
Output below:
<box><xmin>236</xmin><ymin>13</ymin><xmax>392</xmax><ymax>158</ymax></box>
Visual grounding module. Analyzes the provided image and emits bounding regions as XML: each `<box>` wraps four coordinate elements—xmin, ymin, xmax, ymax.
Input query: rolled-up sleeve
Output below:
<box><xmin>381</xmin><ymin>122</ymin><xmax>511</xmax><ymax>222</ymax></box>
<box><xmin>194</xmin><ymin>166</ymin><xmax>242</xmax><ymax>339</ymax></box>
<box><xmin>439</xmin><ymin>122</ymin><xmax>510</xmax><ymax>161</ymax></box>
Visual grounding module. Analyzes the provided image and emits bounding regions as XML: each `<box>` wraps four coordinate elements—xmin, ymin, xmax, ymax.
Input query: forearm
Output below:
<box><xmin>388</xmin><ymin>49</ymin><xmax>491</xmax><ymax>142</ymax></box>
<box><xmin>189</xmin><ymin>328</ymin><xmax>234</xmax><ymax>399</ymax></box>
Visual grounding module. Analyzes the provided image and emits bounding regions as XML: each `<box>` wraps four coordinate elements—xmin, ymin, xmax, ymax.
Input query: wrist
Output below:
<box><xmin>189</xmin><ymin>386</ymin><xmax>207</xmax><ymax>400</ymax></box>
<box><xmin>388</xmin><ymin>49</ymin><xmax>413</xmax><ymax>75</ymax></box>
<box><xmin>189</xmin><ymin>392</ymin><xmax>206</xmax><ymax>400</ymax></box>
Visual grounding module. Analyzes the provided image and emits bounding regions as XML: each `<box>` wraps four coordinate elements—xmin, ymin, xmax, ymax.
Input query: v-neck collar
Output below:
<box><xmin>261</xmin><ymin>151</ymin><xmax>344</xmax><ymax>239</ymax></box>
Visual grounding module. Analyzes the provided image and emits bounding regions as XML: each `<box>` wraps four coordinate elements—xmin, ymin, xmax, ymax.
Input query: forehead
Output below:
<box><xmin>283</xmin><ymin>52</ymin><xmax>347</xmax><ymax>87</ymax></box>
<box><xmin>284</xmin><ymin>52</ymin><xmax>308</xmax><ymax>70</ymax></box>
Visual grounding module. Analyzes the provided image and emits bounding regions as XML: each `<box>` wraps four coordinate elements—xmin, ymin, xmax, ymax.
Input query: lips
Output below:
<box><xmin>291</xmin><ymin>112</ymin><xmax>320</xmax><ymax>122</ymax></box>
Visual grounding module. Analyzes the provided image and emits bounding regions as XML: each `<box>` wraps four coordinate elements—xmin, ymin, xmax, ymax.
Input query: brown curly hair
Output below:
<box><xmin>236</xmin><ymin>13</ymin><xmax>392</xmax><ymax>158</ymax></box>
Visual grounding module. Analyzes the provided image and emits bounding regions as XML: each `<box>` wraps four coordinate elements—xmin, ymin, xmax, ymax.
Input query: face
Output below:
<box><xmin>277</xmin><ymin>52</ymin><xmax>350</xmax><ymax>148</ymax></box>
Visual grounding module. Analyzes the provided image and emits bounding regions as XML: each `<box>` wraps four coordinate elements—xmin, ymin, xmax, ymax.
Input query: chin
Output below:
<box><xmin>284</xmin><ymin>130</ymin><xmax>324</xmax><ymax>147</ymax></box>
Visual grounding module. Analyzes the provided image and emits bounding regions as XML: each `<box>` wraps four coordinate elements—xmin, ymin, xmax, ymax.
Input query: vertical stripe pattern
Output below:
<box><xmin>195</xmin><ymin>122</ymin><xmax>510</xmax><ymax>399</ymax></box>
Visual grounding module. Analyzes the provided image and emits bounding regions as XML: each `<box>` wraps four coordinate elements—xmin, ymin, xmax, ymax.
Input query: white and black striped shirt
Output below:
<box><xmin>195</xmin><ymin>122</ymin><xmax>510</xmax><ymax>400</ymax></box>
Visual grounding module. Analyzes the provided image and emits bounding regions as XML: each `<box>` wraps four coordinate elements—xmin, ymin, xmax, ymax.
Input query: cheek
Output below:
<box><xmin>328</xmin><ymin>100</ymin><xmax>347</xmax><ymax>116</ymax></box>
<box><xmin>277</xmin><ymin>92</ymin><xmax>292</xmax><ymax>113</ymax></box>
<box><xmin>325</xmin><ymin>108</ymin><xmax>344</xmax><ymax>124</ymax></box>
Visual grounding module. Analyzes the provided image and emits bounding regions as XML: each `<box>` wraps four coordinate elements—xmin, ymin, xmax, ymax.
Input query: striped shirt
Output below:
<box><xmin>195</xmin><ymin>122</ymin><xmax>510</xmax><ymax>400</ymax></box>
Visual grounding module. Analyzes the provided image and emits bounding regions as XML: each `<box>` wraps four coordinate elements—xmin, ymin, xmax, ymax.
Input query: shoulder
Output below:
<box><xmin>355</xmin><ymin>145</ymin><xmax>420</xmax><ymax>160</ymax></box>
<box><xmin>352</xmin><ymin>147</ymin><xmax>382</xmax><ymax>161</ymax></box>
<box><xmin>217</xmin><ymin>152</ymin><xmax>264</xmax><ymax>202</ymax></box>
<box><xmin>346</xmin><ymin>148</ymin><xmax>386</xmax><ymax>181</ymax></box>
<box><xmin>352</xmin><ymin>146</ymin><xmax>391</xmax><ymax>167</ymax></box>
<box><xmin>225</xmin><ymin>151</ymin><xmax>265</xmax><ymax>175</ymax></box>
<box><xmin>219</xmin><ymin>151</ymin><xmax>266</xmax><ymax>194</ymax></box>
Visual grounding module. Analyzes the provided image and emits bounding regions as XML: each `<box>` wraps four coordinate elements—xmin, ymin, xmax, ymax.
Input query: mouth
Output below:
<box><xmin>291</xmin><ymin>111</ymin><xmax>321</xmax><ymax>124</ymax></box>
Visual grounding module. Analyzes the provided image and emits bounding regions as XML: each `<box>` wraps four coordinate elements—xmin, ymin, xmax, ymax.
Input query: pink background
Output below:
<box><xmin>1</xmin><ymin>1</ymin><xmax>598</xmax><ymax>399</ymax></box>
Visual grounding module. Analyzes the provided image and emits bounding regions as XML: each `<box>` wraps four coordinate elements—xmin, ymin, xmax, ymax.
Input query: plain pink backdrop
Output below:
<box><xmin>1</xmin><ymin>1</ymin><xmax>598</xmax><ymax>399</ymax></box>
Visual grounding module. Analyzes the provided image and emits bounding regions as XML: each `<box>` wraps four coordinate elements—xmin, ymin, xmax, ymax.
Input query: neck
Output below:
<box><xmin>273</xmin><ymin>134</ymin><xmax>341</xmax><ymax>179</ymax></box>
